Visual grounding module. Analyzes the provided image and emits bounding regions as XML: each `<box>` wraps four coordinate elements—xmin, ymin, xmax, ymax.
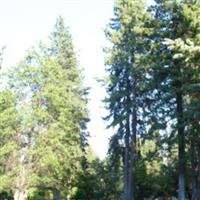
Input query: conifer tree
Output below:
<box><xmin>165</xmin><ymin>1</ymin><xmax>200</xmax><ymax>199</ymax></box>
<box><xmin>0</xmin><ymin>90</ymin><xmax>21</xmax><ymax>198</ymax></box>
<box><xmin>6</xmin><ymin>16</ymin><xmax>88</xmax><ymax>200</ymax></box>
<box><xmin>149</xmin><ymin>1</ymin><xmax>200</xmax><ymax>199</ymax></box>
<box><xmin>105</xmin><ymin>0</ymin><xmax>151</xmax><ymax>199</ymax></box>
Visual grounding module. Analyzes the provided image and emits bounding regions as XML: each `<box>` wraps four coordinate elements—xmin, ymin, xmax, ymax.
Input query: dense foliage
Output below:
<box><xmin>0</xmin><ymin>17</ymin><xmax>88</xmax><ymax>200</ymax></box>
<box><xmin>104</xmin><ymin>0</ymin><xmax>200</xmax><ymax>200</ymax></box>
<box><xmin>0</xmin><ymin>1</ymin><xmax>200</xmax><ymax>200</ymax></box>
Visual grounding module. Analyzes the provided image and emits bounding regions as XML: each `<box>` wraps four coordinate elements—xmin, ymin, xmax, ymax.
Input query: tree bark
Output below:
<box><xmin>124</xmin><ymin>114</ymin><xmax>130</xmax><ymax>200</ymax></box>
<box><xmin>191</xmin><ymin>138</ymin><xmax>197</xmax><ymax>200</ymax></box>
<box><xmin>123</xmin><ymin>73</ymin><xmax>137</xmax><ymax>200</ymax></box>
<box><xmin>127</xmin><ymin>81</ymin><xmax>137</xmax><ymax>200</ymax></box>
<box><xmin>14</xmin><ymin>189</ymin><xmax>28</xmax><ymax>200</ymax></box>
<box><xmin>128</xmin><ymin>106</ymin><xmax>137</xmax><ymax>200</ymax></box>
<box><xmin>192</xmin><ymin>144</ymin><xmax>200</xmax><ymax>200</ymax></box>
<box><xmin>177</xmin><ymin>91</ymin><xmax>185</xmax><ymax>200</ymax></box>
<box><xmin>197</xmin><ymin>146</ymin><xmax>200</xmax><ymax>199</ymax></box>
<box><xmin>14</xmin><ymin>165</ymin><xmax>28</xmax><ymax>200</ymax></box>
<box><xmin>53</xmin><ymin>191</ymin><xmax>63</xmax><ymax>200</ymax></box>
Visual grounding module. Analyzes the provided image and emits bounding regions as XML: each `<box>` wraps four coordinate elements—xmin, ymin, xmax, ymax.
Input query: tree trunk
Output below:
<box><xmin>53</xmin><ymin>191</ymin><xmax>63</xmax><ymax>200</ymax></box>
<box><xmin>177</xmin><ymin>91</ymin><xmax>185</xmax><ymax>200</ymax></box>
<box><xmin>124</xmin><ymin>76</ymin><xmax>137</xmax><ymax>200</ymax></box>
<box><xmin>126</xmin><ymin>79</ymin><xmax>137</xmax><ymax>200</ymax></box>
<box><xmin>128</xmin><ymin>107</ymin><xmax>137</xmax><ymax>200</ymax></box>
<box><xmin>192</xmin><ymin>144</ymin><xmax>200</xmax><ymax>200</ymax></box>
<box><xmin>124</xmin><ymin>114</ymin><xmax>130</xmax><ymax>200</ymax></box>
<box><xmin>191</xmin><ymin>158</ymin><xmax>200</xmax><ymax>200</ymax></box>
<box><xmin>191</xmin><ymin>138</ymin><xmax>197</xmax><ymax>200</ymax></box>
<box><xmin>14</xmin><ymin>165</ymin><xmax>28</xmax><ymax>200</ymax></box>
<box><xmin>14</xmin><ymin>189</ymin><xmax>28</xmax><ymax>200</ymax></box>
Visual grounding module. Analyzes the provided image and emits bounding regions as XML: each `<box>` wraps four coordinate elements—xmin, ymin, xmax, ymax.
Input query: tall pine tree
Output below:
<box><xmin>105</xmin><ymin>0</ymin><xmax>151</xmax><ymax>199</ymax></box>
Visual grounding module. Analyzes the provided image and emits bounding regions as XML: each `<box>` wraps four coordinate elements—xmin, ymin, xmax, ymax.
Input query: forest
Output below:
<box><xmin>0</xmin><ymin>0</ymin><xmax>200</xmax><ymax>200</ymax></box>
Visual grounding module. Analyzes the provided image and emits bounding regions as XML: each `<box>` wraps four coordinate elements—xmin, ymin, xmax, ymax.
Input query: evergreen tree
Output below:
<box><xmin>0</xmin><ymin>89</ymin><xmax>21</xmax><ymax>198</ymax></box>
<box><xmin>148</xmin><ymin>1</ymin><xmax>189</xmax><ymax>199</ymax></box>
<box><xmin>165</xmin><ymin>1</ymin><xmax>200</xmax><ymax>199</ymax></box>
<box><xmin>105</xmin><ymin>0</ymin><xmax>151</xmax><ymax>199</ymax></box>
<box><xmin>6</xmin><ymin>16</ymin><xmax>88</xmax><ymax>200</ymax></box>
<box><xmin>72</xmin><ymin>147</ymin><xmax>123</xmax><ymax>200</ymax></box>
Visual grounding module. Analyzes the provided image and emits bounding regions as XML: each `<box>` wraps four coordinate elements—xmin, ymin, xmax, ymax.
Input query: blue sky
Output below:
<box><xmin>0</xmin><ymin>0</ymin><xmax>114</xmax><ymax>158</ymax></box>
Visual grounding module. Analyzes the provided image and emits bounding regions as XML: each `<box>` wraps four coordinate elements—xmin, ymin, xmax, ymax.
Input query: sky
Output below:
<box><xmin>0</xmin><ymin>0</ymin><xmax>114</xmax><ymax>159</ymax></box>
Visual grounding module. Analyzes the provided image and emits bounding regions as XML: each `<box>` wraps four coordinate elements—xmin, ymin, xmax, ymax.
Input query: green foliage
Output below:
<box><xmin>0</xmin><ymin>16</ymin><xmax>88</xmax><ymax>199</ymax></box>
<box><xmin>104</xmin><ymin>0</ymin><xmax>200</xmax><ymax>199</ymax></box>
<box><xmin>72</xmin><ymin>148</ymin><xmax>123</xmax><ymax>200</ymax></box>
<box><xmin>0</xmin><ymin>1</ymin><xmax>200</xmax><ymax>199</ymax></box>
<box><xmin>0</xmin><ymin>89</ymin><xmax>20</xmax><ymax>197</ymax></box>
<box><xmin>104</xmin><ymin>0</ymin><xmax>154</xmax><ymax>199</ymax></box>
